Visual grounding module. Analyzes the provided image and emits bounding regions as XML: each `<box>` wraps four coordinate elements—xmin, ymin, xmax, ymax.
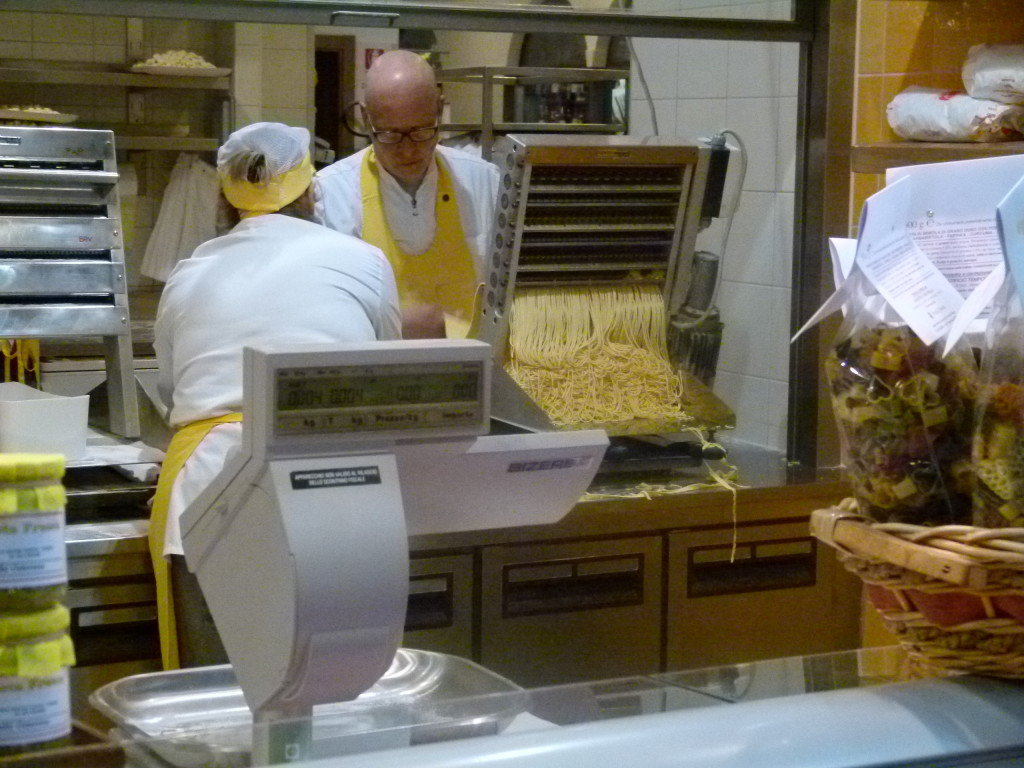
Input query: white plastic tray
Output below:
<box><xmin>90</xmin><ymin>649</ymin><xmax>526</xmax><ymax>767</ymax></box>
<box><xmin>131</xmin><ymin>65</ymin><xmax>231</xmax><ymax>77</ymax></box>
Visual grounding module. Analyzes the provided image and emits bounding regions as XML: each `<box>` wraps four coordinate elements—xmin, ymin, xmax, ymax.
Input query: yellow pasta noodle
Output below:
<box><xmin>507</xmin><ymin>284</ymin><xmax>693</xmax><ymax>428</ymax></box>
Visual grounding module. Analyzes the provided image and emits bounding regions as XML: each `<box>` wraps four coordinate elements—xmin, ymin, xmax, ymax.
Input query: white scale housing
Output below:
<box><xmin>180</xmin><ymin>339</ymin><xmax>608</xmax><ymax>763</ymax></box>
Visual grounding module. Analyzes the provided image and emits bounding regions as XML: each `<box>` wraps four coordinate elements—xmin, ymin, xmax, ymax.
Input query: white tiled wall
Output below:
<box><xmin>632</xmin><ymin>0</ymin><xmax>798</xmax><ymax>450</ymax></box>
<box><xmin>0</xmin><ymin>12</ymin><xmax>123</xmax><ymax>65</ymax></box>
<box><xmin>233</xmin><ymin>23</ymin><xmax>315</xmax><ymax>131</ymax></box>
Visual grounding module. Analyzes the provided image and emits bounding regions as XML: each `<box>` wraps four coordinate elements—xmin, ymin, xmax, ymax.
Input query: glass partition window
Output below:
<box><xmin>5</xmin><ymin>0</ymin><xmax>815</xmax><ymax>461</ymax></box>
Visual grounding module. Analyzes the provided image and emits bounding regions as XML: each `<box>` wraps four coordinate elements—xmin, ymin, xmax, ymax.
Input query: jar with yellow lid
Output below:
<box><xmin>0</xmin><ymin>454</ymin><xmax>67</xmax><ymax>612</ymax></box>
<box><xmin>0</xmin><ymin>603</ymin><xmax>74</xmax><ymax>753</ymax></box>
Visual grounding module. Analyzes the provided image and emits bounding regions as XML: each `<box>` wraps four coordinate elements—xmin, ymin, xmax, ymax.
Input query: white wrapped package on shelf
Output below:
<box><xmin>886</xmin><ymin>85</ymin><xmax>1024</xmax><ymax>142</ymax></box>
<box><xmin>963</xmin><ymin>43</ymin><xmax>1024</xmax><ymax>105</ymax></box>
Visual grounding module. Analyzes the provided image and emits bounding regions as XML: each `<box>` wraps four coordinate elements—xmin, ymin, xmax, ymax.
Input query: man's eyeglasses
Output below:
<box><xmin>368</xmin><ymin>122</ymin><xmax>440</xmax><ymax>145</ymax></box>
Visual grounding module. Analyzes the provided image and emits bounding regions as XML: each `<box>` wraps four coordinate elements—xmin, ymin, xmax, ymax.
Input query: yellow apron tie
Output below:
<box><xmin>150</xmin><ymin>412</ymin><xmax>242</xmax><ymax>670</ymax></box>
<box><xmin>359</xmin><ymin>150</ymin><xmax>482</xmax><ymax>338</ymax></box>
<box><xmin>1</xmin><ymin>340</ymin><xmax>40</xmax><ymax>386</ymax></box>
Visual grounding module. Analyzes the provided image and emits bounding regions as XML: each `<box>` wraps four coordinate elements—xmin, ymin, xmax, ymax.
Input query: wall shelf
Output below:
<box><xmin>440</xmin><ymin>66</ymin><xmax>629</xmax><ymax>86</ymax></box>
<box><xmin>0</xmin><ymin>59</ymin><xmax>232</xmax><ymax>154</ymax></box>
<box><xmin>438</xmin><ymin>66</ymin><xmax>628</xmax><ymax>159</ymax></box>
<box><xmin>445</xmin><ymin>121</ymin><xmax>623</xmax><ymax>134</ymax></box>
<box><xmin>852</xmin><ymin>141</ymin><xmax>1024</xmax><ymax>174</ymax></box>
<box><xmin>115</xmin><ymin>135</ymin><xmax>220</xmax><ymax>152</ymax></box>
<box><xmin>0</xmin><ymin>63</ymin><xmax>230</xmax><ymax>91</ymax></box>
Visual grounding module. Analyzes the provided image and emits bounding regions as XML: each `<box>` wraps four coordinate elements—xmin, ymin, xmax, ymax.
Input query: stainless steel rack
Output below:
<box><xmin>0</xmin><ymin>125</ymin><xmax>140</xmax><ymax>436</ymax></box>
<box><xmin>438</xmin><ymin>66</ymin><xmax>629</xmax><ymax>160</ymax></box>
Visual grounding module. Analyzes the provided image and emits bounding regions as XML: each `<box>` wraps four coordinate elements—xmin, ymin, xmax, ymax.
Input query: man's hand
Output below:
<box><xmin>402</xmin><ymin>303</ymin><xmax>446</xmax><ymax>339</ymax></box>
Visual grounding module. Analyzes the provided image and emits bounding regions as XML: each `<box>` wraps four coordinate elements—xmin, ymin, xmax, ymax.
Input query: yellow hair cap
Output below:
<box><xmin>220</xmin><ymin>154</ymin><xmax>313</xmax><ymax>217</ymax></box>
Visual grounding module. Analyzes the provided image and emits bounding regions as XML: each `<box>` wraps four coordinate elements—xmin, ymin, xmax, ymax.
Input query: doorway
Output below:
<box><xmin>314</xmin><ymin>35</ymin><xmax>356</xmax><ymax>165</ymax></box>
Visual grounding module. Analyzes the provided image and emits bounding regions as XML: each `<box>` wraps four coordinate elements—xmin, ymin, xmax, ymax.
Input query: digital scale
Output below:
<box><xmin>179</xmin><ymin>339</ymin><xmax>608</xmax><ymax>764</ymax></box>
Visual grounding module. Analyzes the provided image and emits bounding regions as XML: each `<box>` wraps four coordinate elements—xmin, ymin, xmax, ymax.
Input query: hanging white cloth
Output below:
<box><xmin>141</xmin><ymin>153</ymin><xmax>220</xmax><ymax>282</ymax></box>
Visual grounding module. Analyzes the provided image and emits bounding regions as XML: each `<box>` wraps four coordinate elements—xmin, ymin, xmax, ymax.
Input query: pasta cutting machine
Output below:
<box><xmin>476</xmin><ymin>134</ymin><xmax>735</xmax><ymax>447</ymax></box>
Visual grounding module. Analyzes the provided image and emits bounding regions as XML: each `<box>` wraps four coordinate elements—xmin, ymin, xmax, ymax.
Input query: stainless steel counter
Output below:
<box><xmin>64</xmin><ymin>446</ymin><xmax>846</xmax><ymax>555</ymax></box>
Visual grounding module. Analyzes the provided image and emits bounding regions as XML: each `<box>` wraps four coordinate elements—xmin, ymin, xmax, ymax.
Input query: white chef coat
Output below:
<box><xmin>154</xmin><ymin>214</ymin><xmax>402</xmax><ymax>555</ymax></box>
<box><xmin>313</xmin><ymin>144</ymin><xmax>500</xmax><ymax>279</ymax></box>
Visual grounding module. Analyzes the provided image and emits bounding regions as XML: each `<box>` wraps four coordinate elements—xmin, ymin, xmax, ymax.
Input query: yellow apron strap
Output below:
<box><xmin>359</xmin><ymin>150</ymin><xmax>393</xmax><ymax>257</ymax></box>
<box><xmin>0</xmin><ymin>340</ymin><xmax>40</xmax><ymax>386</ymax></box>
<box><xmin>359</xmin><ymin>150</ymin><xmax>482</xmax><ymax>338</ymax></box>
<box><xmin>446</xmin><ymin>284</ymin><xmax>485</xmax><ymax>340</ymax></box>
<box><xmin>150</xmin><ymin>412</ymin><xmax>242</xmax><ymax>670</ymax></box>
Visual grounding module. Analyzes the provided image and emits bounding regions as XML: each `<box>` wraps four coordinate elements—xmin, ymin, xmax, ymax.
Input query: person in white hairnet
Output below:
<box><xmin>151</xmin><ymin>122</ymin><xmax>402</xmax><ymax>670</ymax></box>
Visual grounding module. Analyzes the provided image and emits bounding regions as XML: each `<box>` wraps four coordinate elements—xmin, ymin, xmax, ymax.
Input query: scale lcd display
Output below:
<box><xmin>274</xmin><ymin>361</ymin><xmax>484</xmax><ymax>435</ymax></box>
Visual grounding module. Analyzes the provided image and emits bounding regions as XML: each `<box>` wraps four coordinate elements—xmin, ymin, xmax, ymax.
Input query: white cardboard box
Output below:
<box><xmin>0</xmin><ymin>382</ymin><xmax>88</xmax><ymax>460</ymax></box>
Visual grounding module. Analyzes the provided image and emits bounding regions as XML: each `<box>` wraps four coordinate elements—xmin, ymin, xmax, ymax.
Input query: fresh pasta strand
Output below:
<box><xmin>507</xmin><ymin>284</ymin><xmax>693</xmax><ymax>428</ymax></box>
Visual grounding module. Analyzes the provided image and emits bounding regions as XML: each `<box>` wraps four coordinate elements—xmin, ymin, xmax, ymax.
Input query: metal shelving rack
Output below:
<box><xmin>438</xmin><ymin>66</ymin><xmax>628</xmax><ymax>160</ymax></box>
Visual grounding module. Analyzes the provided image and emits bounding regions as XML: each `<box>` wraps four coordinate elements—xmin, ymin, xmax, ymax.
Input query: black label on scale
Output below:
<box><xmin>290</xmin><ymin>466</ymin><xmax>381</xmax><ymax>489</ymax></box>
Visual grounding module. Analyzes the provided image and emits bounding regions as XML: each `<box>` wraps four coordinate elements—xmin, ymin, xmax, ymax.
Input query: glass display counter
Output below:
<box><xmin>22</xmin><ymin>645</ymin><xmax>1021</xmax><ymax>767</ymax></box>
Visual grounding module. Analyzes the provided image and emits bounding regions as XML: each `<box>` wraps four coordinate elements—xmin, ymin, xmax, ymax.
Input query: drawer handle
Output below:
<box><xmin>502</xmin><ymin>555</ymin><xmax>644</xmax><ymax>617</ymax></box>
<box><xmin>688</xmin><ymin>538</ymin><xmax>816</xmax><ymax>598</ymax></box>
<box><xmin>405</xmin><ymin>574</ymin><xmax>454</xmax><ymax>631</ymax></box>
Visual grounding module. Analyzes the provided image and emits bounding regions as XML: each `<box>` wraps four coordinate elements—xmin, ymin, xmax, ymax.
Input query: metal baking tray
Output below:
<box><xmin>90</xmin><ymin>648</ymin><xmax>527</xmax><ymax>767</ymax></box>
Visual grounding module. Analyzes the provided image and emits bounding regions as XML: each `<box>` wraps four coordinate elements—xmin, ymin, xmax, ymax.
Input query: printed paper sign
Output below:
<box><xmin>796</xmin><ymin>154</ymin><xmax>1024</xmax><ymax>347</ymax></box>
<box><xmin>888</xmin><ymin>153</ymin><xmax>1024</xmax><ymax>300</ymax></box>
<box><xmin>854</xmin><ymin>176</ymin><xmax>963</xmax><ymax>345</ymax></box>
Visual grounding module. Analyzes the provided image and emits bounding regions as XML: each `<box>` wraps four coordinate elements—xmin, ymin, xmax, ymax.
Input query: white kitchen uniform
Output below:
<box><xmin>313</xmin><ymin>144</ymin><xmax>500</xmax><ymax>279</ymax></box>
<box><xmin>153</xmin><ymin>214</ymin><xmax>402</xmax><ymax>557</ymax></box>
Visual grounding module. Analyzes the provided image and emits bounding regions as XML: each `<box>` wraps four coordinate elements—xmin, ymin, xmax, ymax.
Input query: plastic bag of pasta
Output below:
<box><xmin>824</xmin><ymin>309</ymin><xmax>977</xmax><ymax>526</ymax></box>
<box><xmin>972</xmin><ymin>277</ymin><xmax>1024</xmax><ymax>528</ymax></box>
<box><xmin>971</xmin><ymin>172</ymin><xmax>1024</xmax><ymax>529</ymax></box>
<box><xmin>800</xmin><ymin>156</ymin><xmax>1024</xmax><ymax>525</ymax></box>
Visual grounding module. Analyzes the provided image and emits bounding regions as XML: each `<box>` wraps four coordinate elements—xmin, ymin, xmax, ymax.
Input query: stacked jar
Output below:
<box><xmin>0</xmin><ymin>454</ymin><xmax>74</xmax><ymax>754</ymax></box>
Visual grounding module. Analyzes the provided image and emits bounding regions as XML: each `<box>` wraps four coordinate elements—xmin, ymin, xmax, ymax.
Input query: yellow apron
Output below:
<box><xmin>149</xmin><ymin>412</ymin><xmax>242</xmax><ymax>670</ymax></box>
<box><xmin>360</xmin><ymin>150</ymin><xmax>481</xmax><ymax>338</ymax></box>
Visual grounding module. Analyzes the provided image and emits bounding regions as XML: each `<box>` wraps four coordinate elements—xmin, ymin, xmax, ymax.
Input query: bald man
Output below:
<box><xmin>314</xmin><ymin>50</ymin><xmax>500</xmax><ymax>339</ymax></box>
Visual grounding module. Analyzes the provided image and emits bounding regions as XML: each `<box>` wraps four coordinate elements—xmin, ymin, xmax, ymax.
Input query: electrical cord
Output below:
<box><xmin>626</xmin><ymin>37</ymin><xmax>658</xmax><ymax>136</ymax></box>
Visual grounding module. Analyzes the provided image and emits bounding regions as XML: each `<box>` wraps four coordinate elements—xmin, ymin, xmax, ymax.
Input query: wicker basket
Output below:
<box><xmin>811</xmin><ymin>501</ymin><xmax>1024</xmax><ymax>679</ymax></box>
